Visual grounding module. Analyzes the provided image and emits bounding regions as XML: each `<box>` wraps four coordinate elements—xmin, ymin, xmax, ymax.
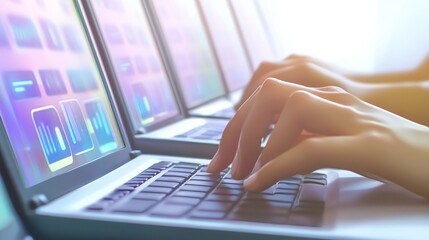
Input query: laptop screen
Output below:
<box><xmin>150</xmin><ymin>0</ymin><xmax>226</xmax><ymax>108</ymax></box>
<box><xmin>0</xmin><ymin>1</ymin><xmax>125</xmax><ymax>187</ymax></box>
<box><xmin>230</xmin><ymin>0</ymin><xmax>277</xmax><ymax>70</ymax></box>
<box><xmin>198</xmin><ymin>0</ymin><xmax>252</xmax><ymax>92</ymax></box>
<box><xmin>90</xmin><ymin>0</ymin><xmax>180</xmax><ymax>131</ymax></box>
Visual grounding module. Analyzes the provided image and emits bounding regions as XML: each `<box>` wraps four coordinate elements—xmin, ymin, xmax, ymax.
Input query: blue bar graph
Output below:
<box><xmin>39</xmin><ymin>69</ymin><xmax>67</xmax><ymax>96</ymax></box>
<box><xmin>8</xmin><ymin>15</ymin><xmax>42</xmax><ymax>48</ymax></box>
<box><xmin>39</xmin><ymin>19</ymin><xmax>64</xmax><ymax>50</ymax></box>
<box><xmin>85</xmin><ymin>100</ymin><xmax>117</xmax><ymax>153</ymax></box>
<box><xmin>32</xmin><ymin>107</ymin><xmax>73</xmax><ymax>171</ymax></box>
<box><xmin>61</xmin><ymin>100</ymin><xmax>94</xmax><ymax>155</ymax></box>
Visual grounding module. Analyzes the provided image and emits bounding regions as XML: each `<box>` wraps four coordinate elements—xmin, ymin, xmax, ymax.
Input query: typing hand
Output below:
<box><xmin>209</xmin><ymin>78</ymin><xmax>429</xmax><ymax>199</ymax></box>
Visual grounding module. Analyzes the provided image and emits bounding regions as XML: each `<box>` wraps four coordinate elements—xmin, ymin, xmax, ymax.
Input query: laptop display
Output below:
<box><xmin>150</xmin><ymin>0</ymin><xmax>226</xmax><ymax>108</ymax></box>
<box><xmin>198</xmin><ymin>0</ymin><xmax>252</xmax><ymax>92</ymax></box>
<box><xmin>229</xmin><ymin>0</ymin><xmax>277</xmax><ymax>70</ymax></box>
<box><xmin>0</xmin><ymin>0</ymin><xmax>124</xmax><ymax>187</ymax></box>
<box><xmin>90</xmin><ymin>0</ymin><xmax>180</xmax><ymax>132</ymax></box>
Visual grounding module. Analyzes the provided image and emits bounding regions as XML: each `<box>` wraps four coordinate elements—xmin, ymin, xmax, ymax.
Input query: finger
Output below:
<box><xmin>231</xmin><ymin>80</ymin><xmax>315</xmax><ymax>178</ymax></box>
<box><xmin>245</xmin><ymin>136</ymin><xmax>360</xmax><ymax>191</ymax></box>
<box><xmin>284</xmin><ymin>54</ymin><xmax>309</xmax><ymax>60</ymax></box>
<box><xmin>232</xmin><ymin>92</ymin><xmax>278</xmax><ymax>179</ymax></box>
<box><xmin>236</xmin><ymin>58</ymin><xmax>314</xmax><ymax>109</ymax></box>
<box><xmin>207</xmin><ymin>85</ymin><xmax>262</xmax><ymax>172</ymax></box>
<box><xmin>253</xmin><ymin>90</ymin><xmax>359</xmax><ymax>173</ymax></box>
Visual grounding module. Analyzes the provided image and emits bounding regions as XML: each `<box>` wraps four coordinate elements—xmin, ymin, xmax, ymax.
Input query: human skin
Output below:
<box><xmin>208</xmin><ymin>78</ymin><xmax>429</xmax><ymax>199</ymax></box>
<box><xmin>236</xmin><ymin>60</ymin><xmax>429</xmax><ymax>126</ymax></box>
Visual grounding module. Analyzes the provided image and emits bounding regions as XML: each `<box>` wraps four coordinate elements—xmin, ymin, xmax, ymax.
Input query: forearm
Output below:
<box><xmin>351</xmin><ymin>81</ymin><xmax>429</xmax><ymax>126</ymax></box>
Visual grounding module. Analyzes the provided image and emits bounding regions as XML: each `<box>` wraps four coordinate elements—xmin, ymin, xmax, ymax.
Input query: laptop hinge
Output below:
<box><xmin>29</xmin><ymin>194</ymin><xmax>48</xmax><ymax>209</ymax></box>
<box><xmin>129</xmin><ymin>150</ymin><xmax>142</xmax><ymax>159</ymax></box>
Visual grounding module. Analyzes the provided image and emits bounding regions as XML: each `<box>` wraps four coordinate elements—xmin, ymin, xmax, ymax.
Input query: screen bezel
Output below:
<box><xmin>0</xmin><ymin>0</ymin><xmax>133</xmax><ymax>214</ymax></box>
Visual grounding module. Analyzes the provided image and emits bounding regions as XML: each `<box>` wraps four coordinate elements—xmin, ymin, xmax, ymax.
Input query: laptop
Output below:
<box><xmin>0</xmin><ymin>170</ymin><xmax>31</xmax><ymax>240</ymax></box>
<box><xmin>144</xmin><ymin>0</ymin><xmax>250</xmax><ymax>119</ymax></box>
<box><xmin>82</xmin><ymin>0</ymin><xmax>229</xmax><ymax>158</ymax></box>
<box><xmin>229</xmin><ymin>0</ymin><xmax>279</xmax><ymax>70</ymax></box>
<box><xmin>1</xmin><ymin>1</ymin><xmax>428</xmax><ymax>240</ymax></box>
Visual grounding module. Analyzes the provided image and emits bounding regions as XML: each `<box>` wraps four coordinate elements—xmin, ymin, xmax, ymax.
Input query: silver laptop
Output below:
<box><xmin>145</xmin><ymin>0</ymin><xmax>251</xmax><ymax>119</ymax></box>
<box><xmin>0</xmin><ymin>1</ymin><xmax>428</xmax><ymax>240</ymax></box>
<box><xmin>229</xmin><ymin>0</ymin><xmax>278</xmax><ymax>70</ymax></box>
<box><xmin>83</xmin><ymin>0</ymin><xmax>229</xmax><ymax>158</ymax></box>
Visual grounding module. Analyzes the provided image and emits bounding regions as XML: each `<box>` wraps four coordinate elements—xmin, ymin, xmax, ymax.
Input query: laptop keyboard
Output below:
<box><xmin>87</xmin><ymin>161</ymin><xmax>327</xmax><ymax>227</ymax></box>
<box><xmin>213</xmin><ymin>107</ymin><xmax>235</xmax><ymax>119</ymax></box>
<box><xmin>174</xmin><ymin>123</ymin><xmax>225</xmax><ymax>141</ymax></box>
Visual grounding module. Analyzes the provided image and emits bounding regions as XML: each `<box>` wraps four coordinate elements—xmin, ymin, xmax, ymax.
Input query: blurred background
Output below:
<box><xmin>258</xmin><ymin>0</ymin><xmax>429</xmax><ymax>73</ymax></box>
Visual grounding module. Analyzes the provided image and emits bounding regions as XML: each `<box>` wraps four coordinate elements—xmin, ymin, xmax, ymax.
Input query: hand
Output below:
<box><xmin>209</xmin><ymin>78</ymin><xmax>429</xmax><ymax>199</ymax></box>
<box><xmin>236</xmin><ymin>55</ymin><xmax>357</xmax><ymax>110</ymax></box>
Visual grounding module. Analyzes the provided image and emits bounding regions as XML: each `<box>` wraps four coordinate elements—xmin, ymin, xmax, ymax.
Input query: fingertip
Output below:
<box><xmin>207</xmin><ymin>151</ymin><xmax>221</xmax><ymax>172</ymax></box>
<box><xmin>243</xmin><ymin>173</ymin><xmax>259</xmax><ymax>191</ymax></box>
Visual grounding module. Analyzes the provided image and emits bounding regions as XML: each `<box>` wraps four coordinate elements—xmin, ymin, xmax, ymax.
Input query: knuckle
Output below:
<box><xmin>333</xmin><ymin>91</ymin><xmax>359</xmax><ymax>105</ymax></box>
<box><xmin>256</xmin><ymin>61</ymin><xmax>276</xmax><ymax>72</ymax></box>
<box><xmin>318</xmin><ymin>85</ymin><xmax>346</xmax><ymax>93</ymax></box>
<box><xmin>259</xmin><ymin>78</ymin><xmax>280</xmax><ymax>94</ymax></box>
<box><xmin>287</xmin><ymin>90</ymin><xmax>313</xmax><ymax>106</ymax></box>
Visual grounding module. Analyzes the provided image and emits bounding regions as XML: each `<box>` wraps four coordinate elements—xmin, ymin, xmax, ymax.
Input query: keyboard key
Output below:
<box><xmin>151</xmin><ymin>161</ymin><xmax>173</xmax><ymax>170</ymax></box>
<box><xmin>191</xmin><ymin>175</ymin><xmax>220</xmax><ymax>182</ymax></box>
<box><xmin>277</xmin><ymin>183</ymin><xmax>300</xmax><ymax>190</ymax></box>
<box><xmin>197</xmin><ymin>201</ymin><xmax>234</xmax><ymax>212</ymax></box>
<box><xmin>186</xmin><ymin>180</ymin><xmax>217</xmax><ymax>187</ymax></box>
<box><xmin>112</xmin><ymin>199</ymin><xmax>156</xmax><ymax>213</ymax></box>
<box><xmin>116</xmin><ymin>185</ymin><xmax>136</xmax><ymax>191</ymax></box>
<box><xmin>87</xmin><ymin>200</ymin><xmax>113</xmax><ymax>211</ymax></box>
<box><xmin>151</xmin><ymin>203</ymin><xmax>193</xmax><ymax>217</ymax></box>
<box><xmin>103</xmin><ymin>191</ymin><xmax>128</xmax><ymax>201</ymax></box>
<box><xmin>212</xmin><ymin>188</ymin><xmax>243</xmax><ymax>196</ymax></box>
<box><xmin>141</xmin><ymin>186</ymin><xmax>173</xmax><ymax>194</ymax></box>
<box><xmin>150</xmin><ymin>181</ymin><xmax>179</xmax><ymax>189</ymax></box>
<box><xmin>206</xmin><ymin>194</ymin><xmax>241</xmax><ymax>202</ymax></box>
<box><xmin>173</xmin><ymin>191</ymin><xmax>207</xmax><ymax>199</ymax></box>
<box><xmin>235</xmin><ymin>201</ymin><xmax>292</xmax><ymax>215</ymax></box>
<box><xmin>275</xmin><ymin>189</ymin><xmax>298</xmax><ymax>195</ymax></box>
<box><xmin>221</xmin><ymin>179</ymin><xmax>243</xmax><ymax>185</ymax></box>
<box><xmin>163</xmin><ymin>171</ymin><xmax>192</xmax><ymax>178</ymax></box>
<box><xmin>179</xmin><ymin>185</ymin><xmax>212</xmax><ymax>193</ymax></box>
<box><xmin>175</xmin><ymin>162</ymin><xmax>200</xmax><ymax>169</ymax></box>
<box><xmin>133</xmin><ymin>192</ymin><xmax>167</xmax><ymax>201</ymax></box>
<box><xmin>299</xmin><ymin>183</ymin><xmax>326</xmax><ymax>202</ymax></box>
<box><xmin>167</xmin><ymin>197</ymin><xmax>201</xmax><ymax>206</ymax></box>
<box><xmin>156</xmin><ymin>176</ymin><xmax>186</xmax><ymax>183</ymax></box>
<box><xmin>169</xmin><ymin>167</ymin><xmax>195</xmax><ymax>174</ymax></box>
<box><xmin>302</xmin><ymin>178</ymin><xmax>327</xmax><ymax>185</ymax></box>
<box><xmin>242</xmin><ymin>193</ymin><xmax>295</xmax><ymax>203</ymax></box>
<box><xmin>217</xmin><ymin>183</ymin><xmax>244</xmax><ymax>190</ymax></box>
